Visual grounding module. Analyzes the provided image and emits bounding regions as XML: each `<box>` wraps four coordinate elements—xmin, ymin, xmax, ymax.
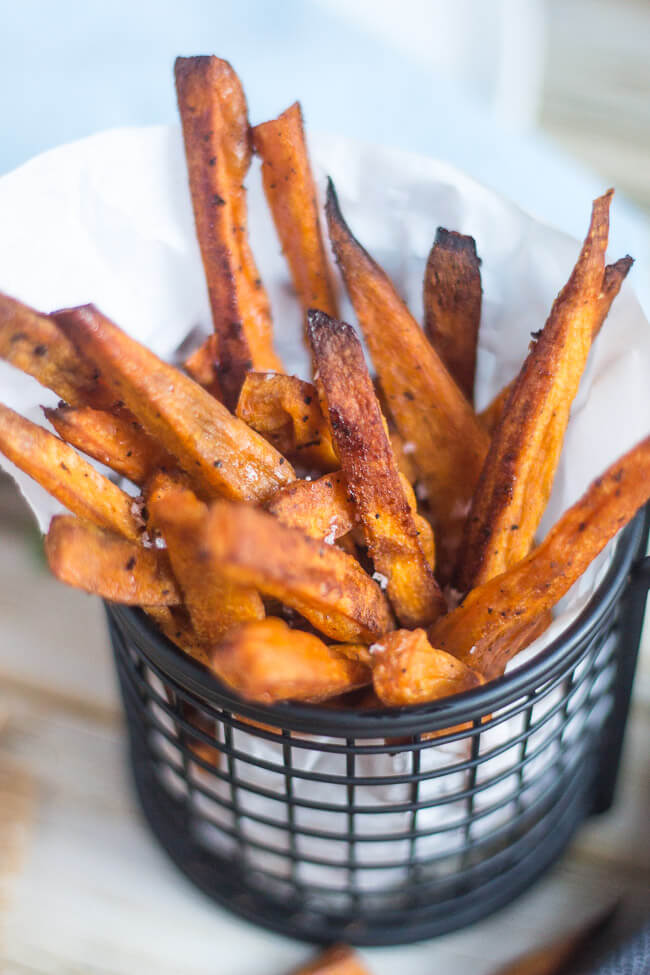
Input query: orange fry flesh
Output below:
<box><xmin>211</xmin><ymin>618</ymin><xmax>371</xmax><ymax>703</ymax></box>
<box><xmin>267</xmin><ymin>470</ymin><xmax>352</xmax><ymax>539</ymax></box>
<box><xmin>431</xmin><ymin>434</ymin><xmax>650</xmax><ymax>678</ymax></box>
<box><xmin>457</xmin><ymin>192</ymin><xmax>613</xmax><ymax>591</ymax></box>
<box><xmin>308</xmin><ymin>310</ymin><xmax>445</xmax><ymax>627</ymax></box>
<box><xmin>144</xmin><ymin>606</ymin><xmax>210</xmax><ymax>667</ymax></box>
<box><xmin>290</xmin><ymin>944</ymin><xmax>371</xmax><ymax>975</ymax></box>
<box><xmin>54</xmin><ymin>305</ymin><xmax>294</xmax><ymax>502</ymax></box>
<box><xmin>46</xmin><ymin>516</ymin><xmax>180</xmax><ymax>605</ymax></box>
<box><xmin>149</xmin><ymin>482</ymin><xmax>264</xmax><ymax>646</ymax></box>
<box><xmin>202</xmin><ymin>500</ymin><xmax>394</xmax><ymax>643</ymax></box>
<box><xmin>371</xmin><ymin>629</ymin><xmax>483</xmax><ymax>707</ymax></box>
<box><xmin>478</xmin><ymin>254</ymin><xmax>634</xmax><ymax>435</ymax></box>
<box><xmin>236</xmin><ymin>372</ymin><xmax>338</xmax><ymax>471</ymax></box>
<box><xmin>423</xmin><ymin>228</ymin><xmax>482</xmax><ymax>402</ymax></box>
<box><xmin>43</xmin><ymin>405</ymin><xmax>170</xmax><ymax>485</ymax></box>
<box><xmin>253</xmin><ymin>102</ymin><xmax>338</xmax><ymax>333</ymax></box>
<box><xmin>175</xmin><ymin>56</ymin><xmax>282</xmax><ymax>408</ymax></box>
<box><xmin>0</xmin><ymin>291</ymin><xmax>114</xmax><ymax>409</ymax></box>
<box><xmin>326</xmin><ymin>179</ymin><xmax>489</xmax><ymax>579</ymax></box>
<box><xmin>0</xmin><ymin>403</ymin><xmax>140</xmax><ymax>540</ymax></box>
<box><xmin>183</xmin><ymin>334</ymin><xmax>223</xmax><ymax>400</ymax></box>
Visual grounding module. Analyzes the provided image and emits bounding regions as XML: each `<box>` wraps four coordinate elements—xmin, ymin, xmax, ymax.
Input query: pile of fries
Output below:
<box><xmin>1</xmin><ymin>55</ymin><xmax>649</xmax><ymax>711</ymax></box>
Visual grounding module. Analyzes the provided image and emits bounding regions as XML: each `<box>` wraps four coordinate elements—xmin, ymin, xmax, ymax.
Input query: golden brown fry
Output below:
<box><xmin>236</xmin><ymin>372</ymin><xmax>338</xmax><ymax>471</ymax></box>
<box><xmin>290</xmin><ymin>945</ymin><xmax>371</xmax><ymax>975</ymax></box>
<box><xmin>0</xmin><ymin>291</ymin><xmax>114</xmax><ymax>408</ymax></box>
<box><xmin>54</xmin><ymin>305</ymin><xmax>294</xmax><ymax>502</ymax></box>
<box><xmin>175</xmin><ymin>56</ymin><xmax>282</xmax><ymax>408</ymax></box>
<box><xmin>149</xmin><ymin>483</ymin><xmax>264</xmax><ymax>645</ymax></box>
<box><xmin>202</xmin><ymin>500</ymin><xmax>394</xmax><ymax>642</ymax></box>
<box><xmin>0</xmin><ymin>403</ymin><xmax>140</xmax><ymax>540</ymax></box>
<box><xmin>43</xmin><ymin>404</ymin><xmax>171</xmax><ymax>485</ymax></box>
<box><xmin>253</xmin><ymin>102</ymin><xmax>338</xmax><ymax>340</ymax></box>
<box><xmin>144</xmin><ymin>606</ymin><xmax>210</xmax><ymax>666</ymax></box>
<box><xmin>371</xmin><ymin>629</ymin><xmax>482</xmax><ymax>707</ymax></box>
<box><xmin>457</xmin><ymin>192</ymin><xmax>613</xmax><ymax>591</ymax></box>
<box><xmin>423</xmin><ymin>228</ymin><xmax>482</xmax><ymax>402</ymax></box>
<box><xmin>326</xmin><ymin>180</ymin><xmax>489</xmax><ymax>580</ymax></box>
<box><xmin>212</xmin><ymin>618</ymin><xmax>371</xmax><ymax>703</ymax></box>
<box><xmin>268</xmin><ymin>470</ymin><xmax>352</xmax><ymax>538</ymax></box>
<box><xmin>389</xmin><ymin>429</ymin><xmax>418</xmax><ymax>484</ymax></box>
<box><xmin>308</xmin><ymin>310</ymin><xmax>444</xmax><ymax>627</ymax></box>
<box><xmin>432</xmin><ymin>434</ymin><xmax>650</xmax><ymax>678</ymax></box>
<box><xmin>183</xmin><ymin>334</ymin><xmax>223</xmax><ymax>400</ymax></box>
<box><xmin>478</xmin><ymin>255</ymin><xmax>633</xmax><ymax>435</ymax></box>
<box><xmin>45</xmin><ymin>516</ymin><xmax>179</xmax><ymax>605</ymax></box>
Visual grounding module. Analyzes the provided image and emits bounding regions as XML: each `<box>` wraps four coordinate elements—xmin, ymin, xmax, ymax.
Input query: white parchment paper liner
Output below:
<box><xmin>1</xmin><ymin>126</ymin><xmax>649</xmax><ymax>893</ymax></box>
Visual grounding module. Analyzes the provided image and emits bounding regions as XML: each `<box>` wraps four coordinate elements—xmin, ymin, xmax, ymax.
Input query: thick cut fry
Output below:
<box><xmin>46</xmin><ymin>517</ymin><xmax>179</xmax><ymax>604</ymax></box>
<box><xmin>149</xmin><ymin>484</ymin><xmax>264</xmax><ymax>645</ymax></box>
<box><xmin>0</xmin><ymin>291</ymin><xmax>114</xmax><ymax>408</ymax></box>
<box><xmin>183</xmin><ymin>334</ymin><xmax>223</xmax><ymax>400</ymax></box>
<box><xmin>326</xmin><ymin>180</ymin><xmax>489</xmax><ymax>579</ymax></box>
<box><xmin>456</xmin><ymin>192</ymin><xmax>613</xmax><ymax>591</ymax></box>
<box><xmin>431</xmin><ymin>435</ymin><xmax>650</xmax><ymax>678</ymax></box>
<box><xmin>55</xmin><ymin>305</ymin><xmax>294</xmax><ymax>502</ymax></box>
<box><xmin>43</xmin><ymin>405</ymin><xmax>170</xmax><ymax>485</ymax></box>
<box><xmin>268</xmin><ymin>468</ymin><xmax>434</xmax><ymax>563</ymax></box>
<box><xmin>0</xmin><ymin>403</ymin><xmax>140</xmax><ymax>540</ymax></box>
<box><xmin>389</xmin><ymin>429</ymin><xmax>418</xmax><ymax>484</ymax></box>
<box><xmin>290</xmin><ymin>945</ymin><xmax>371</xmax><ymax>975</ymax></box>
<box><xmin>212</xmin><ymin>619</ymin><xmax>371</xmax><ymax>703</ymax></box>
<box><xmin>371</xmin><ymin>629</ymin><xmax>482</xmax><ymax>707</ymax></box>
<box><xmin>175</xmin><ymin>56</ymin><xmax>282</xmax><ymax>408</ymax></box>
<box><xmin>144</xmin><ymin>606</ymin><xmax>210</xmax><ymax>666</ymax></box>
<box><xmin>268</xmin><ymin>470</ymin><xmax>351</xmax><ymax>538</ymax></box>
<box><xmin>236</xmin><ymin>372</ymin><xmax>338</xmax><ymax>470</ymax></box>
<box><xmin>478</xmin><ymin>255</ymin><xmax>634</xmax><ymax>435</ymax></box>
<box><xmin>202</xmin><ymin>501</ymin><xmax>394</xmax><ymax>642</ymax></box>
<box><xmin>423</xmin><ymin>228</ymin><xmax>482</xmax><ymax>402</ymax></box>
<box><xmin>253</xmin><ymin>102</ymin><xmax>338</xmax><ymax>338</ymax></box>
<box><xmin>308</xmin><ymin>310</ymin><xmax>444</xmax><ymax>627</ymax></box>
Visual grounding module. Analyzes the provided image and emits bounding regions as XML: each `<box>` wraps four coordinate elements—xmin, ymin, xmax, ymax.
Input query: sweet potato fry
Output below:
<box><xmin>175</xmin><ymin>56</ymin><xmax>282</xmax><ymax>408</ymax></box>
<box><xmin>308</xmin><ymin>310</ymin><xmax>444</xmax><ymax>626</ymax></box>
<box><xmin>201</xmin><ymin>500</ymin><xmax>394</xmax><ymax>642</ymax></box>
<box><xmin>431</xmin><ymin>434</ymin><xmax>650</xmax><ymax>678</ymax></box>
<box><xmin>389</xmin><ymin>429</ymin><xmax>418</xmax><ymax>484</ymax></box>
<box><xmin>45</xmin><ymin>516</ymin><xmax>179</xmax><ymax>604</ymax></box>
<box><xmin>183</xmin><ymin>334</ymin><xmax>222</xmax><ymax>400</ymax></box>
<box><xmin>326</xmin><ymin>180</ymin><xmax>489</xmax><ymax>579</ymax></box>
<box><xmin>290</xmin><ymin>945</ymin><xmax>371</xmax><ymax>975</ymax></box>
<box><xmin>212</xmin><ymin>619</ymin><xmax>370</xmax><ymax>704</ymax></box>
<box><xmin>456</xmin><ymin>192</ymin><xmax>613</xmax><ymax>591</ymax></box>
<box><xmin>0</xmin><ymin>403</ymin><xmax>140</xmax><ymax>539</ymax></box>
<box><xmin>54</xmin><ymin>305</ymin><xmax>294</xmax><ymax>502</ymax></box>
<box><xmin>149</xmin><ymin>483</ymin><xmax>264</xmax><ymax>645</ymax></box>
<box><xmin>253</xmin><ymin>102</ymin><xmax>338</xmax><ymax>342</ymax></box>
<box><xmin>423</xmin><ymin>228</ymin><xmax>482</xmax><ymax>402</ymax></box>
<box><xmin>144</xmin><ymin>606</ymin><xmax>210</xmax><ymax>666</ymax></box>
<box><xmin>43</xmin><ymin>404</ymin><xmax>170</xmax><ymax>485</ymax></box>
<box><xmin>236</xmin><ymin>372</ymin><xmax>338</xmax><ymax>470</ymax></box>
<box><xmin>371</xmin><ymin>629</ymin><xmax>482</xmax><ymax>707</ymax></box>
<box><xmin>268</xmin><ymin>470</ymin><xmax>351</xmax><ymax>538</ymax></box>
<box><xmin>478</xmin><ymin>255</ymin><xmax>634</xmax><ymax>435</ymax></box>
<box><xmin>0</xmin><ymin>291</ymin><xmax>114</xmax><ymax>408</ymax></box>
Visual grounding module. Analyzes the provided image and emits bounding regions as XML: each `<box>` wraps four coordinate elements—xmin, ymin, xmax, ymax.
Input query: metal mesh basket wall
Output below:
<box><xmin>108</xmin><ymin>507</ymin><xmax>650</xmax><ymax>946</ymax></box>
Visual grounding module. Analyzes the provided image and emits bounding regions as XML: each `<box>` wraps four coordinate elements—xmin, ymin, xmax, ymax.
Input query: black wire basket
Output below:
<box><xmin>107</xmin><ymin>505</ymin><xmax>650</xmax><ymax>946</ymax></box>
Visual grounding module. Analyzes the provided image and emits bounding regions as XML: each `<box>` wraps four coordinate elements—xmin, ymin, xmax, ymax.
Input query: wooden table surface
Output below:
<box><xmin>2</xmin><ymin>1</ymin><xmax>650</xmax><ymax>971</ymax></box>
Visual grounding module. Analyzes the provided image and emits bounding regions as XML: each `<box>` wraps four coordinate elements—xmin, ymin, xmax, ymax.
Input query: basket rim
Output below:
<box><xmin>108</xmin><ymin>505</ymin><xmax>648</xmax><ymax>738</ymax></box>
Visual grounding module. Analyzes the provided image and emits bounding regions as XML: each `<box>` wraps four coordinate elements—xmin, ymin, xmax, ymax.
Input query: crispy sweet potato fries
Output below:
<box><xmin>0</xmin><ymin>54</ymin><xmax>646</xmax><ymax>718</ymax></box>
